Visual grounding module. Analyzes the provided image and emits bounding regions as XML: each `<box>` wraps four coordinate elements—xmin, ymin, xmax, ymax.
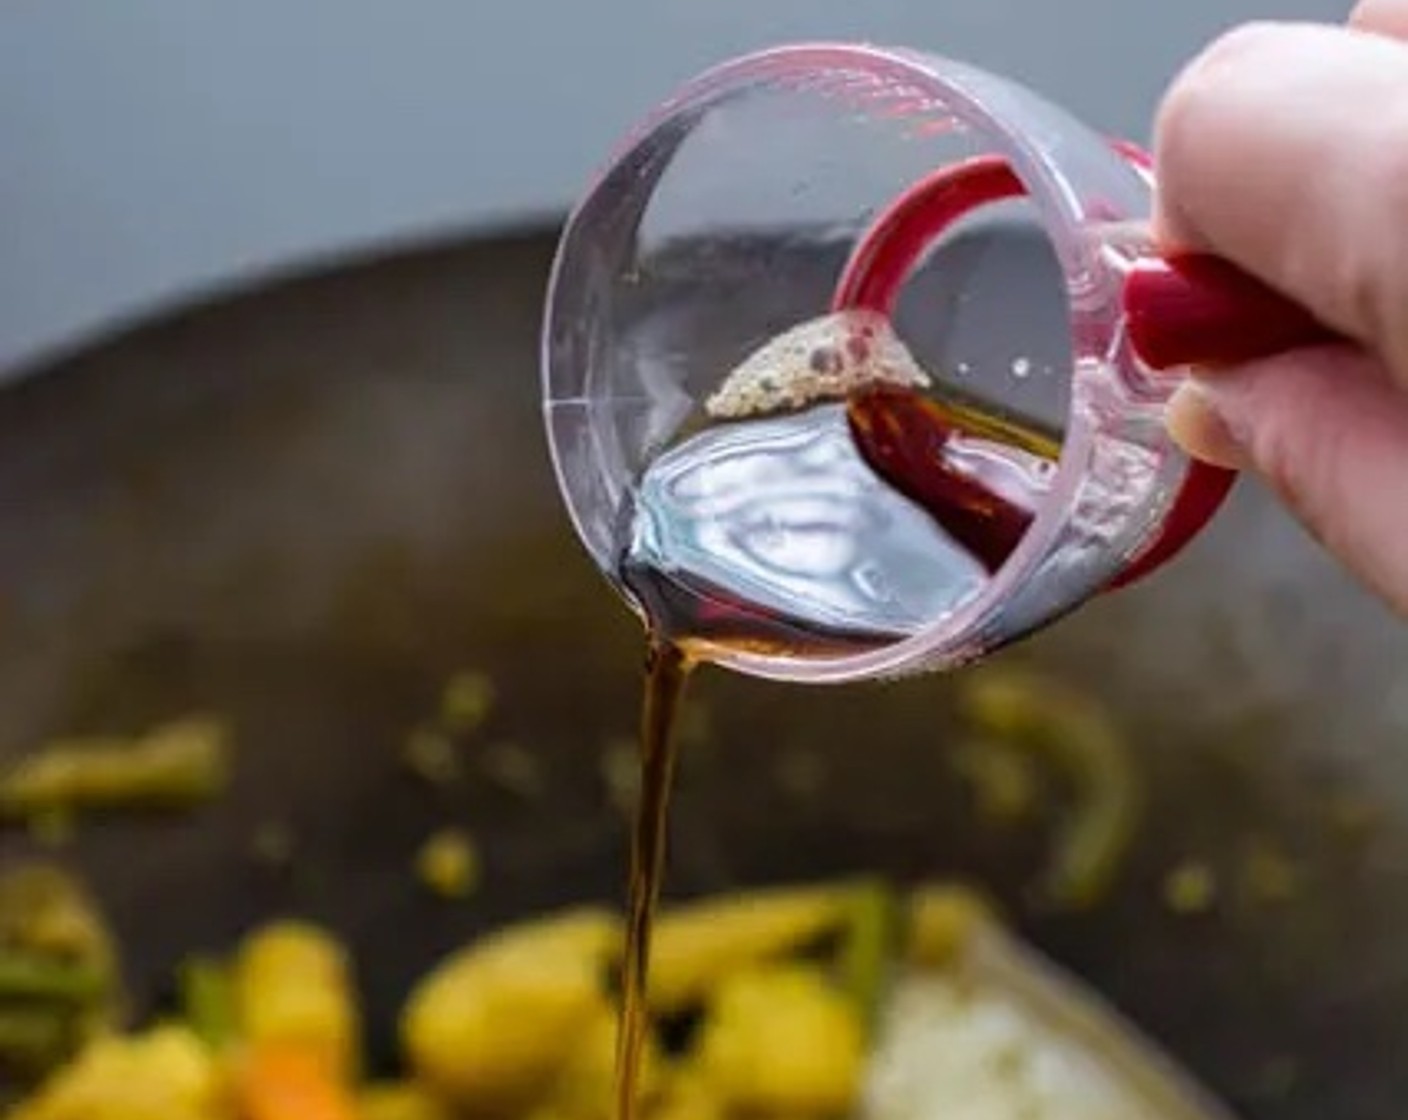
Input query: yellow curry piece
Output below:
<box><xmin>10</xmin><ymin>1026</ymin><xmax>223</xmax><ymax>1120</ymax></box>
<box><xmin>0</xmin><ymin>718</ymin><xmax>230</xmax><ymax>822</ymax></box>
<box><xmin>696</xmin><ymin>964</ymin><xmax>864</xmax><ymax>1116</ymax></box>
<box><xmin>402</xmin><ymin>908</ymin><xmax>621</xmax><ymax>1114</ymax></box>
<box><xmin>9</xmin><ymin>881</ymin><xmax>999</xmax><ymax>1120</ymax></box>
<box><xmin>233</xmin><ymin>922</ymin><xmax>360</xmax><ymax>1081</ymax></box>
<box><xmin>645</xmin><ymin>884</ymin><xmax>855</xmax><ymax>1013</ymax></box>
<box><xmin>360</xmin><ymin>1081</ymin><xmax>454</xmax><ymax>1120</ymax></box>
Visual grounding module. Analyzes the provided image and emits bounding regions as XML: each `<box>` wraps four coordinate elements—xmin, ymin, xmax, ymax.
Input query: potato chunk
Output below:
<box><xmin>234</xmin><ymin>922</ymin><xmax>358</xmax><ymax>1078</ymax></box>
<box><xmin>696</xmin><ymin>965</ymin><xmax>863</xmax><ymax>1115</ymax></box>
<box><xmin>359</xmin><ymin>1082</ymin><xmax>454</xmax><ymax>1120</ymax></box>
<box><xmin>11</xmin><ymin>1025</ymin><xmax>223</xmax><ymax>1120</ymax></box>
<box><xmin>649</xmin><ymin>886</ymin><xmax>850</xmax><ymax>1013</ymax></box>
<box><xmin>401</xmin><ymin>908</ymin><xmax>619</xmax><ymax>1112</ymax></box>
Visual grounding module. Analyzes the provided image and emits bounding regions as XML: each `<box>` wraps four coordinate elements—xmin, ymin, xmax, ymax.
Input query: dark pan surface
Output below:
<box><xmin>1</xmin><ymin>230</ymin><xmax>1407</xmax><ymax>1118</ymax></box>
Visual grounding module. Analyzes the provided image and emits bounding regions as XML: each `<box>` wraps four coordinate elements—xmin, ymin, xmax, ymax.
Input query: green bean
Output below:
<box><xmin>0</xmin><ymin>717</ymin><xmax>229</xmax><ymax>819</ymax></box>
<box><xmin>0</xmin><ymin>1006</ymin><xmax>73</xmax><ymax>1074</ymax></box>
<box><xmin>959</xmin><ymin>668</ymin><xmax>1141</xmax><ymax>910</ymax></box>
<box><xmin>837</xmin><ymin>879</ymin><xmax>898</xmax><ymax>1037</ymax></box>
<box><xmin>179</xmin><ymin>955</ymin><xmax>236</xmax><ymax>1047</ymax></box>
<box><xmin>0</xmin><ymin>863</ymin><xmax>120</xmax><ymax>1082</ymax></box>
<box><xmin>0</xmin><ymin>951</ymin><xmax>105</xmax><ymax>1005</ymax></box>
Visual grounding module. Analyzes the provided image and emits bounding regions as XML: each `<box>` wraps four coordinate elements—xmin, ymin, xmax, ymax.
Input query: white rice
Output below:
<box><xmin>861</xmin><ymin>937</ymin><xmax>1236</xmax><ymax>1120</ymax></box>
<box><xmin>863</xmin><ymin>974</ymin><xmax>1146</xmax><ymax>1120</ymax></box>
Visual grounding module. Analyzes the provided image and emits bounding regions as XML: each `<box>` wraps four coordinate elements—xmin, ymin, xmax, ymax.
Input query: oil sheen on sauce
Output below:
<box><xmin>609</xmin><ymin>311</ymin><xmax>1058</xmax><ymax>1120</ymax></box>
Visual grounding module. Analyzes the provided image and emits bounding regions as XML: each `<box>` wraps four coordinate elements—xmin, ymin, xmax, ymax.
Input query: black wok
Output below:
<box><xmin>1</xmin><ymin>228</ymin><xmax>1407</xmax><ymax>1119</ymax></box>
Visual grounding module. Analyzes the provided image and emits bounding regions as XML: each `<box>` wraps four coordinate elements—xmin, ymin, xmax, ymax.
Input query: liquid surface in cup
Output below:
<box><xmin>618</xmin><ymin>312</ymin><xmax>1060</xmax><ymax>661</ymax></box>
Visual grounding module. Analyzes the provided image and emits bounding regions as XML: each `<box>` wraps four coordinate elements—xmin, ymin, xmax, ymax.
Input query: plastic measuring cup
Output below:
<box><xmin>542</xmin><ymin>43</ymin><xmax>1338</xmax><ymax>683</ymax></box>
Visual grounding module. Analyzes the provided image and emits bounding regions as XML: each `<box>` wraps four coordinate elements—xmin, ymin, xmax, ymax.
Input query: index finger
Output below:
<box><xmin>1154</xmin><ymin>21</ymin><xmax>1408</xmax><ymax>381</ymax></box>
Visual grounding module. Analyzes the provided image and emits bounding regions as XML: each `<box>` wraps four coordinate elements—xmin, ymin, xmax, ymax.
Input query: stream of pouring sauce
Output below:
<box><xmin>610</xmin><ymin>314</ymin><xmax>1058</xmax><ymax>1120</ymax></box>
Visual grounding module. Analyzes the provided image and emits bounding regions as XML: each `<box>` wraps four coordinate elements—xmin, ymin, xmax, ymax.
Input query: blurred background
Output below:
<box><xmin>0</xmin><ymin>0</ymin><xmax>1351</xmax><ymax>376</ymax></box>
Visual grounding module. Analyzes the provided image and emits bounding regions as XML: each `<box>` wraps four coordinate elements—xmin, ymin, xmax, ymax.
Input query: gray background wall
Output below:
<box><xmin>0</xmin><ymin>0</ymin><xmax>1349</xmax><ymax>376</ymax></box>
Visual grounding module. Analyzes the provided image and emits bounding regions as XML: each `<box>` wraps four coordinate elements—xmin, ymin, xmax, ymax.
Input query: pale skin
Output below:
<box><xmin>1159</xmin><ymin>0</ymin><xmax>1408</xmax><ymax>614</ymax></box>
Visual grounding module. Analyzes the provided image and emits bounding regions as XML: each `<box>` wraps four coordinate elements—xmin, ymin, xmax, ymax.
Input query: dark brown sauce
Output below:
<box><xmin>612</xmin><ymin>555</ymin><xmax>887</xmax><ymax>1120</ymax></box>
<box><xmin>612</xmin><ymin>385</ymin><xmax>1061</xmax><ymax>1120</ymax></box>
<box><xmin>618</xmin><ymin>557</ymin><xmax>893</xmax><ymax>661</ymax></box>
<box><xmin>846</xmin><ymin>385</ymin><xmax>1060</xmax><ymax>574</ymax></box>
<box><xmin>614</xmin><ymin>638</ymin><xmax>691</xmax><ymax>1120</ymax></box>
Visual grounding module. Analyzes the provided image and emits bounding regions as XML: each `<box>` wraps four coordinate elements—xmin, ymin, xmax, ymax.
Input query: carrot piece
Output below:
<box><xmin>236</xmin><ymin>1044</ymin><xmax>359</xmax><ymax>1120</ymax></box>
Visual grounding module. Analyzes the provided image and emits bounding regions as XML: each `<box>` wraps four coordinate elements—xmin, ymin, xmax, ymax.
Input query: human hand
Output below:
<box><xmin>1156</xmin><ymin>1</ymin><xmax>1408</xmax><ymax>613</ymax></box>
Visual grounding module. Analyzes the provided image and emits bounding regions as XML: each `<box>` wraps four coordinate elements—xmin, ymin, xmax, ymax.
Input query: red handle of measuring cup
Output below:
<box><xmin>1109</xmin><ymin>255</ymin><xmax>1341</xmax><ymax>585</ymax></box>
<box><xmin>833</xmin><ymin>143</ymin><xmax>1342</xmax><ymax>590</ymax></box>
<box><xmin>1108</xmin><ymin>254</ymin><xmax>1343</xmax><ymax>584</ymax></box>
<box><xmin>1109</xmin><ymin>145</ymin><xmax>1340</xmax><ymax>585</ymax></box>
<box><xmin>1123</xmin><ymin>254</ymin><xmax>1340</xmax><ymax>371</ymax></box>
<box><xmin>1109</xmin><ymin>138</ymin><xmax>1342</xmax><ymax>371</ymax></box>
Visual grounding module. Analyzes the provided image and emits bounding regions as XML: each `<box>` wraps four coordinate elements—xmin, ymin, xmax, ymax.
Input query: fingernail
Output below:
<box><xmin>1166</xmin><ymin>380</ymin><xmax>1249</xmax><ymax>470</ymax></box>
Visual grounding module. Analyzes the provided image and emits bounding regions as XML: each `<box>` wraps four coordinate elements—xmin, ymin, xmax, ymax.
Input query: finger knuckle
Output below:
<box><xmin>1289</xmin><ymin>116</ymin><xmax>1408</xmax><ymax>375</ymax></box>
<box><xmin>1155</xmin><ymin>24</ymin><xmax>1282</xmax><ymax>185</ymax></box>
<box><xmin>1200</xmin><ymin>20</ymin><xmax>1289</xmax><ymax>66</ymax></box>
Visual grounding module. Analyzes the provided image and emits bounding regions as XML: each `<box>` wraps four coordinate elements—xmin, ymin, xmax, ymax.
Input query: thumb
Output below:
<box><xmin>1168</xmin><ymin>346</ymin><xmax>1408</xmax><ymax>615</ymax></box>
